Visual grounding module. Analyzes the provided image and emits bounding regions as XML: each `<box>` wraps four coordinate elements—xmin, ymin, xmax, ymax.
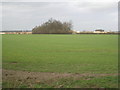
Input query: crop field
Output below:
<box><xmin>2</xmin><ymin>34</ymin><xmax>118</xmax><ymax>88</ymax></box>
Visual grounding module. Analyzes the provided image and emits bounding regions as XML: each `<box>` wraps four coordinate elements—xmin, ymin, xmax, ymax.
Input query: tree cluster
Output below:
<box><xmin>32</xmin><ymin>18</ymin><xmax>73</xmax><ymax>34</ymax></box>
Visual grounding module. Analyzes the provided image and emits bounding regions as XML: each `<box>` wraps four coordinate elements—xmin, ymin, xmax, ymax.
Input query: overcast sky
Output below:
<box><xmin>2</xmin><ymin>1</ymin><xmax>118</xmax><ymax>31</ymax></box>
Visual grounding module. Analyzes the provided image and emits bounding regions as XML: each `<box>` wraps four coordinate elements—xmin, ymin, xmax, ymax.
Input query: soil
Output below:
<box><xmin>2</xmin><ymin>69</ymin><xmax>118</xmax><ymax>88</ymax></box>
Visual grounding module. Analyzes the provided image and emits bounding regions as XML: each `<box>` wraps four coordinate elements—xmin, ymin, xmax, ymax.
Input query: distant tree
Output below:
<box><xmin>32</xmin><ymin>18</ymin><xmax>73</xmax><ymax>34</ymax></box>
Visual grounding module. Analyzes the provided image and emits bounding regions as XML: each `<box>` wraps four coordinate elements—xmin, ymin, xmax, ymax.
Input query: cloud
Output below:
<box><xmin>2</xmin><ymin>2</ymin><xmax>118</xmax><ymax>31</ymax></box>
<box><xmin>2</xmin><ymin>0</ymin><xmax>119</xmax><ymax>2</ymax></box>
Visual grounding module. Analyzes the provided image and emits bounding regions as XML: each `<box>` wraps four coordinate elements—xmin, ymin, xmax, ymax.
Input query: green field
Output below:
<box><xmin>2</xmin><ymin>34</ymin><xmax>118</xmax><ymax>88</ymax></box>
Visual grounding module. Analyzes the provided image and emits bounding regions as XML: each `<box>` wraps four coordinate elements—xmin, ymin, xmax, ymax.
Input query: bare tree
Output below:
<box><xmin>32</xmin><ymin>18</ymin><xmax>73</xmax><ymax>34</ymax></box>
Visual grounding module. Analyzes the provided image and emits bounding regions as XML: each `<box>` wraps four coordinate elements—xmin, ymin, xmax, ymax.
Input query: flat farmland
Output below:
<box><xmin>2</xmin><ymin>34</ymin><xmax>118</xmax><ymax>88</ymax></box>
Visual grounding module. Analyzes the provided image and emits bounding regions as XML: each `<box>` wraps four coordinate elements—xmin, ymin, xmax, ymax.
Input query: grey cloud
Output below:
<box><xmin>2</xmin><ymin>2</ymin><xmax>118</xmax><ymax>31</ymax></box>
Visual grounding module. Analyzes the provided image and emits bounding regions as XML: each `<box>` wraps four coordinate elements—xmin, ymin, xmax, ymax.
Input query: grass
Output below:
<box><xmin>50</xmin><ymin>76</ymin><xmax>118</xmax><ymax>88</ymax></box>
<box><xmin>2</xmin><ymin>76</ymin><xmax>118</xmax><ymax>88</ymax></box>
<box><xmin>2</xmin><ymin>34</ymin><xmax>118</xmax><ymax>88</ymax></box>
<box><xmin>2</xmin><ymin>34</ymin><xmax>118</xmax><ymax>74</ymax></box>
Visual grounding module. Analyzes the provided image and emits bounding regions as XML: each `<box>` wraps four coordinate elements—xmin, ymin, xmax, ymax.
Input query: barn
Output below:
<box><xmin>94</xmin><ymin>29</ymin><xmax>105</xmax><ymax>33</ymax></box>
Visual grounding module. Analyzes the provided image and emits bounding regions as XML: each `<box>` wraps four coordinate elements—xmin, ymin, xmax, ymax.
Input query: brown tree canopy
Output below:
<box><xmin>32</xmin><ymin>18</ymin><xmax>73</xmax><ymax>34</ymax></box>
